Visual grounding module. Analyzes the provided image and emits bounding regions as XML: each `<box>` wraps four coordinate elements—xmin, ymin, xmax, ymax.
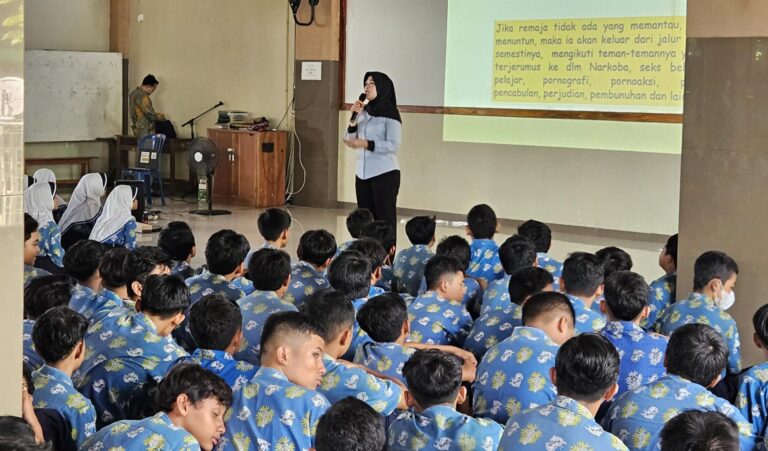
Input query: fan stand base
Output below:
<box><xmin>189</xmin><ymin>209</ymin><xmax>232</xmax><ymax>216</ymax></box>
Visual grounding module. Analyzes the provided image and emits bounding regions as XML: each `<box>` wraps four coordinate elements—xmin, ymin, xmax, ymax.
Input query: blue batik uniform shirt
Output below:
<box><xmin>394</xmin><ymin>244</ymin><xmax>434</xmax><ymax>297</ymax></box>
<box><xmin>467</xmin><ymin>238</ymin><xmax>504</xmax><ymax>287</ymax></box>
<box><xmin>23</xmin><ymin>319</ymin><xmax>44</xmax><ymax>370</ymax></box>
<box><xmin>473</xmin><ymin>326</ymin><xmax>559</xmax><ymax>425</ymax></box>
<box><xmin>566</xmin><ymin>293</ymin><xmax>606</xmax><ymax>334</ymax></box>
<box><xmin>99</xmin><ymin>219</ymin><xmax>137</xmax><ymax>250</ymax></box>
<box><xmin>33</xmin><ymin>365</ymin><xmax>97</xmax><ymax>448</ymax></box>
<box><xmin>80</xmin><ymin>412</ymin><xmax>200</xmax><ymax>451</ymax></box>
<box><xmin>354</xmin><ymin>341</ymin><xmax>417</xmax><ymax>385</ymax></box>
<box><xmin>407</xmin><ymin>291</ymin><xmax>473</xmax><ymax>347</ymax></box>
<box><xmin>283</xmin><ymin>261</ymin><xmax>329</xmax><ymax>309</ymax></box>
<box><xmin>75</xmin><ymin>309</ymin><xmax>188</xmax><ymax>427</ymax></box>
<box><xmin>537</xmin><ymin>252</ymin><xmax>563</xmax><ymax>288</ymax></box>
<box><xmin>38</xmin><ymin>220</ymin><xmax>65</xmax><ymax>267</ymax></box>
<box><xmin>464</xmin><ymin>304</ymin><xmax>523</xmax><ymax>361</ymax></box>
<box><xmin>658</xmin><ymin>291</ymin><xmax>741</xmax><ymax>374</ymax></box>
<box><xmin>235</xmin><ymin>290</ymin><xmax>298</xmax><ymax>366</ymax></box>
<box><xmin>184</xmin><ymin>349</ymin><xmax>257</xmax><ymax>390</ymax></box>
<box><xmin>641</xmin><ymin>272</ymin><xmax>676</xmax><ymax>331</ymax></box>
<box><xmin>735</xmin><ymin>362</ymin><xmax>768</xmax><ymax>444</ymax></box>
<box><xmin>388</xmin><ymin>405</ymin><xmax>503</xmax><ymax>451</ymax></box>
<box><xmin>318</xmin><ymin>354</ymin><xmax>401</xmax><ymax>415</ymax></box>
<box><xmin>599</xmin><ymin>321</ymin><xmax>668</xmax><ymax>397</ymax></box>
<box><xmin>24</xmin><ymin>264</ymin><xmax>50</xmax><ymax>286</ymax></box>
<box><xmin>480</xmin><ymin>274</ymin><xmax>512</xmax><ymax>314</ymax></box>
<box><xmin>418</xmin><ymin>276</ymin><xmax>483</xmax><ymax>313</ymax></box>
<box><xmin>218</xmin><ymin>367</ymin><xmax>330</xmax><ymax>451</ymax></box>
<box><xmin>501</xmin><ymin>396</ymin><xmax>629</xmax><ymax>451</ymax></box>
<box><xmin>170</xmin><ymin>260</ymin><xmax>195</xmax><ymax>280</ymax></box>
<box><xmin>70</xmin><ymin>288</ymin><xmax>127</xmax><ymax>325</ymax></box>
<box><xmin>603</xmin><ymin>374</ymin><xmax>755</xmax><ymax>451</ymax></box>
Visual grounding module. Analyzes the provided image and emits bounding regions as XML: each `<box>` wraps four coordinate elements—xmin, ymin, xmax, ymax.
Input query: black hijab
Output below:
<box><xmin>364</xmin><ymin>72</ymin><xmax>402</xmax><ymax>123</ymax></box>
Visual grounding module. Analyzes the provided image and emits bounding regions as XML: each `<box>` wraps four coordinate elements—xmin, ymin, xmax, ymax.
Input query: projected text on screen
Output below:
<box><xmin>492</xmin><ymin>16</ymin><xmax>685</xmax><ymax>109</ymax></box>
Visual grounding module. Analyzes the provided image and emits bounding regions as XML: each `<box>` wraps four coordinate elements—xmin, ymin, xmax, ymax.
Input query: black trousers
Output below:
<box><xmin>356</xmin><ymin>170</ymin><xmax>400</xmax><ymax>233</ymax></box>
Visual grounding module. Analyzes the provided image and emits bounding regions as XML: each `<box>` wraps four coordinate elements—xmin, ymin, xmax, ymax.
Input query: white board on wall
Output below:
<box><xmin>24</xmin><ymin>50</ymin><xmax>122</xmax><ymax>142</ymax></box>
<box><xmin>345</xmin><ymin>0</ymin><xmax>447</xmax><ymax>106</ymax></box>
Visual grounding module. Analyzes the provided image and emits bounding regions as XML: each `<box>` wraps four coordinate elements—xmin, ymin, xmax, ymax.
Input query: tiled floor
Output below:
<box><xmin>138</xmin><ymin>199</ymin><xmax>669</xmax><ymax>283</ymax></box>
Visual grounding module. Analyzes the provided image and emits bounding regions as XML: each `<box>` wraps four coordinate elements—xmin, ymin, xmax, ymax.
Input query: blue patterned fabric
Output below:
<box><xmin>99</xmin><ymin>219</ymin><xmax>137</xmax><ymax>250</ymax></box>
<box><xmin>283</xmin><ymin>261</ymin><xmax>330</xmax><ymax>309</ymax></box>
<box><xmin>641</xmin><ymin>272</ymin><xmax>676</xmax><ymax>331</ymax></box>
<box><xmin>604</xmin><ymin>374</ymin><xmax>755</xmax><ymax>451</ymax></box>
<box><xmin>170</xmin><ymin>260</ymin><xmax>195</xmax><ymax>280</ymax></box>
<box><xmin>536</xmin><ymin>252</ymin><xmax>563</xmax><ymax>289</ymax></box>
<box><xmin>24</xmin><ymin>264</ymin><xmax>50</xmax><ymax>286</ymax></box>
<box><xmin>566</xmin><ymin>294</ymin><xmax>606</xmax><ymax>334</ymax></box>
<box><xmin>38</xmin><ymin>220</ymin><xmax>65</xmax><ymax>267</ymax></box>
<box><xmin>464</xmin><ymin>304</ymin><xmax>523</xmax><ymax>361</ymax></box>
<box><xmin>70</xmin><ymin>288</ymin><xmax>127</xmax><ymax>325</ymax></box>
<box><xmin>231</xmin><ymin>276</ymin><xmax>255</xmax><ymax>296</ymax></box>
<box><xmin>418</xmin><ymin>277</ymin><xmax>483</xmax><ymax>312</ymax></box>
<box><xmin>657</xmin><ymin>292</ymin><xmax>741</xmax><ymax>375</ymax></box>
<box><xmin>466</xmin><ymin>239</ymin><xmax>504</xmax><ymax>287</ymax></box>
<box><xmin>235</xmin><ymin>290</ymin><xmax>298</xmax><ymax>366</ymax></box>
<box><xmin>218</xmin><ymin>367</ymin><xmax>330</xmax><ymax>451</ymax></box>
<box><xmin>480</xmin><ymin>274</ymin><xmax>512</xmax><ymax>314</ymax></box>
<box><xmin>599</xmin><ymin>321</ymin><xmax>668</xmax><ymax>397</ymax></box>
<box><xmin>387</xmin><ymin>405</ymin><xmax>503</xmax><ymax>451</ymax></box>
<box><xmin>75</xmin><ymin>310</ymin><xmax>188</xmax><ymax>427</ymax></box>
<box><xmin>393</xmin><ymin>245</ymin><xmax>434</xmax><ymax>297</ymax></box>
<box><xmin>81</xmin><ymin>412</ymin><xmax>200</xmax><ymax>451</ymax></box>
<box><xmin>354</xmin><ymin>341</ymin><xmax>417</xmax><ymax>385</ymax></box>
<box><xmin>407</xmin><ymin>291</ymin><xmax>473</xmax><ymax>347</ymax></box>
<box><xmin>183</xmin><ymin>349</ymin><xmax>257</xmax><ymax>389</ymax></box>
<box><xmin>735</xmin><ymin>362</ymin><xmax>768</xmax><ymax>444</ymax></box>
<box><xmin>23</xmin><ymin>319</ymin><xmax>44</xmax><ymax>371</ymax></box>
<box><xmin>33</xmin><ymin>365</ymin><xmax>97</xmax><ymax>447</ymax></box>
<box><xmin>472</xmin><ymin>326</ymin><xmax>559</xmax><ymax>425</ymax></box>
<box><xmin>501</xmin><ymin>396</ymin><xmax>628</xmax><ymax>451</ymax></box>
<box><xmin>318</xmin><ymin>354</ymin><xmax>401</xmax><ymax>415</ymax></box>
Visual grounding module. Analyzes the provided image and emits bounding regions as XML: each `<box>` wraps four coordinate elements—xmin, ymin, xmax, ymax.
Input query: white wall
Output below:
<box><xmin>25</xmin><ymin>0</ymin><xmax>109</xmax><ymax>51</ymax></box>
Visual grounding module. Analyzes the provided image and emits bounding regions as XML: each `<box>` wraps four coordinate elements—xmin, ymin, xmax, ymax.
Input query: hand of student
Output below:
<box><xmin>351</xmin><ymin>100</ymin><xmax>364</xmax><ymax>115</ymax></box>
<box><xmin>21</xmin><ymin>384</ymin><xmax>45</xmax><ymax>445</ymax></box>
<box><xmin>343</xmin><ymin>138</ymin><xmax>368</xmax><ymax>149</ymax></box>
<box><xmin>439</xmin><ymin>346</ymin><xmax>478</xmax><ymax>367</ymax></box>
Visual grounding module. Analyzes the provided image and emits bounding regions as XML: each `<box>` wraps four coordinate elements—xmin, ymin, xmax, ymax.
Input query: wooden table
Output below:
<box><xmin>25</xmin><ymin>156</ymin><xmax>96</xmax><ymax>185</ymax></box>
<box><xmin>105</xmin><ymin>135</ymin><xmax>195</xmax><ymax>195</ymax></box>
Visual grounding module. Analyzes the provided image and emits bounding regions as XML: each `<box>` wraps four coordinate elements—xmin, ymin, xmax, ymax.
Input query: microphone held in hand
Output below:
<box><xmin>350</xmin><ymin>93</ymin><xmax>367</xmax><ymax>124</ymax></box>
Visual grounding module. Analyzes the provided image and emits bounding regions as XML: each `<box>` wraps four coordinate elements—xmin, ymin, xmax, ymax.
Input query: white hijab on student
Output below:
<box><xmin>33</xmin><ymin>168</ymin><xmax>67</xmax><ymax>206</ymax></box>
<box><xmin>89</xmin><ymin>185</ymin><xmax>138</xmax><ymax>243</ymax></box>
<box><xmin>58</xmin><ymin>173</ymin><xmax>108</xmax><ymax>233</ymax></box>
<box><xmin>24</xmin><ymin>182</ymin><xmax>55</xmax><ymax>226</ymax></box>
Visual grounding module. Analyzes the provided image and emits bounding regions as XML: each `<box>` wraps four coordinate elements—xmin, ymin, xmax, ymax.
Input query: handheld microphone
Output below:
<box><xmin>349</xmin><ymin>93</ymin><xmax>367</xmax><ymax>124</ymax></box>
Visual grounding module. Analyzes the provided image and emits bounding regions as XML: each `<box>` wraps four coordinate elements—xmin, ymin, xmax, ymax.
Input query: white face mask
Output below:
<box><xmin>718</xmin><ymin>288</ymin><xmax>736</xmax><ymax>310</ymax></box>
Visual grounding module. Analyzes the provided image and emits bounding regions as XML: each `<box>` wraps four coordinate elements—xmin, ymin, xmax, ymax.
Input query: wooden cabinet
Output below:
<box><xmin>207</xmin><ymin>129</ymin><xmax>287</xmax><ymax>208</ymax></box>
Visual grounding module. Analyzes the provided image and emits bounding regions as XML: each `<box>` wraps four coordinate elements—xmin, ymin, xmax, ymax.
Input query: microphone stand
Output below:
<box><xmin>182</xmin><ymin>101</ymin><xmax>224</xmax><ymax>139</ymax></box>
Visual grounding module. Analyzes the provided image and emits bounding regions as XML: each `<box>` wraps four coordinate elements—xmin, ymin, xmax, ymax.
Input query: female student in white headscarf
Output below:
<box><xmin>59</xmin><ymin>173</ymin><xmax>108</xmax><ymax>250</ymax></box>
<box><xmin>33</xmin><ymin>168</ymin><xmax>68</xmax><ymax>223</ymax></box>
<box><xmin>89</xmin><ymin>185</ymin><xmax>139</xmax><ymax>250</ymax></box>
<box><xmin>23</xmin><ymin>182</ymin><xmax>65</xmax><ymax>272</ymax></box>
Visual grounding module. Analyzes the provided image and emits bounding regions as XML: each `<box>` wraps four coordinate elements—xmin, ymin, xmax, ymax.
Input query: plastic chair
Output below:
<box><xmin>120</xmin><ymin>134</ymin><xmax>167</xmax><ymax>206</ymax></box>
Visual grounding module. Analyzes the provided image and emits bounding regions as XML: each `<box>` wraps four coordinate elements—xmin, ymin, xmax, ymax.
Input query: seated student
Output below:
<box><xmin>89</xmin><ymin>185</ymin><xmax>139</xmax><ymax>250</ymax></box>
<box><xmin>660</xmin><ymin>410</ymin><xmax>740</xmax><ymax>451</ymax></box>
<box><xmin>643</xmin><ymin>233</ymin><xmax>678</xmax><ymax>331</ymax></box>
<box><xmin>360</xmin><ymin>219</ymin><xmax>400</xmax><ymax>291</ymax></box>
<box><xmin>328</xmin><ymin>251</ymin><xmax>376</xmax><ymax>361</ymax></box>
<box><xmin>23</xmin><ymin>213</ymin><xmax>50</xmax><ymax>286</ymax></box>
<box><xmin>243</xmin><ymin>207</ymin><xmax>292</xmax><ymax>268</ymax></box>
<box><xmin>464</xmin><ymin>204</ymin><xmax>504</xmax><ymax>287</ymax></box>
<box><xmin>500</xmin><ymin>333</ymin><xmax>626</xmax><ymax>450</ymax></box>
<box><xmin>560</xmin><ymin>252</ymin><xmax>607</xmax><ymax>334</ymax></box>
<box><xmin>346</xmin><ymin>237</ymin><xmax>388</xmax><ymax>298</ymax></box>
<box><xmin>337</xmin><ymin>207</ymin><xmax>374</xmax><ymax>256</ymax></box>
<box><xmin>33</xmin><ymin>168</ymin><xmax>67</xmax><ymax>209</ymax></box>
<box><xmin>187</xmin><ymin>295</ymin><xmax>257</xmax><ymax>388</ymax></box>
<box><xmin>480</xmin><ymin>234</ymin><xmax>537</xmax><ymax>313</ymax></box>
<box><xmin>518</xmin><ymin>219</ymin><xmax>564</xmax><ymax>286</ymax></box>
<box><xmin>22</xmin><ymin>363</ymin><xmax>77</xmax><ymax>451</ymax></box>
<box><xmin>593</xmin><ymin>246</ymin><xmax>634</xmax><ymax>312</ymax></box>
<box><xmin>220</xmin><ymin>311</ymin><xmax>330</xmax><ymax>450</ymax></box>
<box><xmin>304</xmin><ymin>289</ymin><xmax>404</xmax><ymax>415</ymax></box>
<box><xmin>407</xmin><ymin>255</ymin><xmax>473</xmax><ymax>347</ymax></box>
<box><xmin>465</xmin><ymin>267</ymin><xmax>553</xmax><ymax>360</ymax></box>
<box><xmin>394</xmin><ymin>215</ymin><xmax>436</xmax><ymax>297</ymax></box>
<box><xmin>24</xmin><ymin>275</ymin><xmax>77</xmax><ymax>371</ymax></box>
<box><xmin>418</xmin><ymin>235</ymin><xmax>484</xmax><ymax>313</ymax></box>
<box><xmin>283</xmin><ymin>229</ymin><xmax>336</xmax><ymax>309</ymax></box>
<box><xmin>388</xmin><ymin>349</ymin><xmax>503</xmax><ymax>450</ymax></box>
<box><xmin>31</xmin><ymin>306</ymin><xmax>96</xmax><ymax>447</ymax></box>
<box><xmin>473</xmin><ymin>291</ymin><xmax>574</xmax><ymax>425</ymax></box>
<box><xmin>75</xmin><ymin>274</ymin><xmax>189</xmax><ymax>428</ymax></box>
<box><xmin>59</xmin><ymin>173</ymin><xmax>107</xmax><ymax>250</ymax></box>
<box><xmin>24</xmin><ymin>182</ymin><xmax>65</xmax><ymax>272</ymax></box>
<box><xmin>93</xmin><ymin>247</ymin><xmax>132</xmax><ymax>313</ymax></box>
<box><xmin>124</xmin><ymin>245</ymin><xmax>172</xmax><ymax>310</ymax></box>
<box><xmin>234</xmin><ymin>248</ymin><xmax>297</xmax><ymax>365</ymax></box>
<box><xmin>604</xmin><ymin>324</ymin><xmax>755</xmax><ymax>451</ymax></box>
<box><xmin>598</xmin><ymin>271</ymin><xmax>668</xmax><ymax>397</ymax></box>
<box><xmin>658</xmin><ymin>251</ymin><xmax>741</xmax><ymax>375</ymax></box>
<box><xmin>63</xmin><ymin>240</ymin><xmax>106</xmax><ymax>317</ymax></box>
<box><xmin>158</xmin><ymin>221</ymin><xmax>197</xmax><ymax>280</ymax></box>
<box><xmin>735</xmin><ymin>304</ymin><xmax>768</xmax><ymax>442</ymax></box>
<box><xmin>314</xmin><ymin>397</ymin><xmax>386</xmax><ymax>451</ymax></box>
<box><xmin>355</xmin><ymin>293</ymin><xmax>478</xmax><ymax>385</ymax></box>
<box><xmin>178</xmin><ymin>230</ymin><xmax>249</xmax><ymax>351</ymax></box>
<box><xmin>81</xmin><ymin>363</ymin><xmax>232</xmax><ymax>451</ymax></box>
